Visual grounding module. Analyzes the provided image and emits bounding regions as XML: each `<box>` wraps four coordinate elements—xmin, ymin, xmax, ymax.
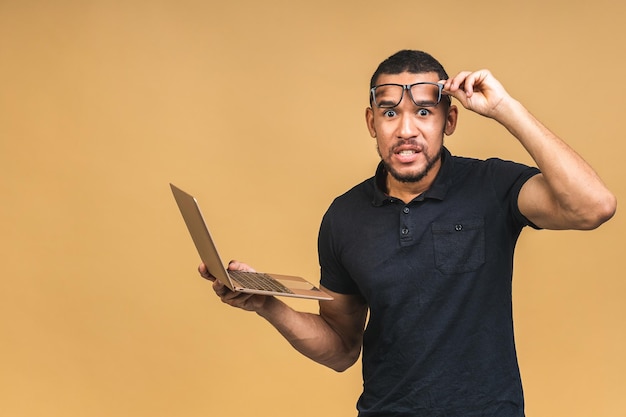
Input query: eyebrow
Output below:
<box><xmin>376</xmin><ymin>99</ymin><xmax>397</xmax><ymax>107</ymax></box>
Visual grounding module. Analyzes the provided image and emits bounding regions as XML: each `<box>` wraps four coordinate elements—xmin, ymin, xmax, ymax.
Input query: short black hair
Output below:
<box><xmin>369</xmin><ymin>50</ymin><xmax>450</xmax><ymax>106</ymax></box>
<box><xmin>370</xmin><ymin>50</ymin><xmax>449</xmax><ymax>88</ymax></box>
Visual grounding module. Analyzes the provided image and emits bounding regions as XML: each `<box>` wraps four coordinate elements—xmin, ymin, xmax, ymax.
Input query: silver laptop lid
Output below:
<box><xmin>170</xmin><ymin>183</ymin><xmax>235</xmax><ymax>290</ymax></box>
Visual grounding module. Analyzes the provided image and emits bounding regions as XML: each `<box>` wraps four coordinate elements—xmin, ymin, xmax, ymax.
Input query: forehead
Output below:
<box><xmin>374</xmin><ymin>71</ymin><xmax>440</xmax><ymax>86</ymax></box>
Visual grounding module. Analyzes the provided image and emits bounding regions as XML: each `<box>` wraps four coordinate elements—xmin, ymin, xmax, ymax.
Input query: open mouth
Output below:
<box><xmin>394</xmin><ymin>148</ymin><xmax>421</xmax><ymax>163</ymax></box>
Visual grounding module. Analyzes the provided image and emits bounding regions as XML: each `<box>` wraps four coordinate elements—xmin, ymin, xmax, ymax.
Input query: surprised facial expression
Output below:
<box><xmin>366</xmin><ymin>71</ymin><xmax>457</xmax><ymax>185</ymax></box>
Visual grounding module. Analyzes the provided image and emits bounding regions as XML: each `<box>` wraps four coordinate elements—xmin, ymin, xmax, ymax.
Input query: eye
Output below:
<box><xmin>417</xmin><ymin>108</ymin><xmax>430</xmax><ymax>116</ymax></box>
<box><xmin>383</xmin><ymin>109</ymin><xmax>397</xmax><ymax>118</ymax></box>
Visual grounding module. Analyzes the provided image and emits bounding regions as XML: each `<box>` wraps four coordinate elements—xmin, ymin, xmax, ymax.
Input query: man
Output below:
<box><xmin>199</xmin><ymin>50</ymin><xmax>616</xmax><ymax>416</ymax></box>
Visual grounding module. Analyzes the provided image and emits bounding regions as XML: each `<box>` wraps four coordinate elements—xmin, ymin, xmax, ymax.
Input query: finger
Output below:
<box><xmin>461</xmin><ymin>70</ymin><xmax>492</xmax><ymax>97</ymax></box>
<box><xmin>222</xmin><ymin>290</ymin><xmax>250</xmax><ymax>303</ymax></box>
<box><xmin>212</xmin><ymin>279</ymin><xmax>232</xmax><ymax>297</ymax></box>
<box><xmin>441</xmin><ymin>71</ymin><xmax>472</xmax><ymax>101</ymax></box>
<box><xmin>460</xmin><ymin>71</ymin><xmax>485</xmax><ymax>97</ymax></box>
<box><xmin>445</xmin><ymin>71</ymin><xmax>471</xmax><ymax>91</ymax></box>
<box><xmin>227</xmin><ymin>260</ymin><xmax>256</xmax><ymax>272</ymax></box>
<box><xmin>213</xmin><ymin>280</ymin><xmax>253</xmax><ymax>306</ymax></box>
<box><xmin>198</xmin><ymin>263</ymin><xmax>216</xmax><ymax>281</ymax></box>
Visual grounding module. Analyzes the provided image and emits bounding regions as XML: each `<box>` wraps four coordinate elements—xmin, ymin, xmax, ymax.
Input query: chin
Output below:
<box><xmin>383</xmin><ymin>163</ymin><xmax>428</xmax><ymax>183</ymax></box>
<box><xmin>385</xmin><ymin>148</ymin><xmax>443</xmax><ymax>183</ymax></box>
<box><xmin>393</xmin><ymin>170</ymin><xmax>428</xmax><ymax>183</ymax></box>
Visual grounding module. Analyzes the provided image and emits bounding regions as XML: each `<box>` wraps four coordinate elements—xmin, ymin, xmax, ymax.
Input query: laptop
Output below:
<box><xmin>170</xmin><ymin>183</ymin><xmax>333</xmax><ymax>300</ymax></box>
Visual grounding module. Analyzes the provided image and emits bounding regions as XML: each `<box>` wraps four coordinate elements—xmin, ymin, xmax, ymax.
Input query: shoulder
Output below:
<box><xmin>326</xmin><ymin>176</ymin><xmax>377</xmax><ymax>213</ymax></box>
<box><xmin>446</xmin><ymin>153</ymin><xmax>539</xmax><ymax>187</ymax></box>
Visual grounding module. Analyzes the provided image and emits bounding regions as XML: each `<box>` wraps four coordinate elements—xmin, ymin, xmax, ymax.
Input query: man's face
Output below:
<box><xmin>365</xmin><ymin>71</ymin><xmax>457</xmax><ymax>185</ymax></box>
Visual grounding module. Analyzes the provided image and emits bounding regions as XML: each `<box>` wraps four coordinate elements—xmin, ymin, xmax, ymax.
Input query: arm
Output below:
<box><xmin>199</xmin><ymin>262</ymin><xmax>368</xmax><ymax>372</ymax></box>
<box><xmin>442</xmin><ymin>70</ymin><xmax>616</xmax><ymax>230</ymax></box>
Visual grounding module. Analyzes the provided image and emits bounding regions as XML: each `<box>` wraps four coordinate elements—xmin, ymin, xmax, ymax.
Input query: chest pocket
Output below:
<box><xmin>431</xmin><ymin>217</ymin><xmax>485</xmax><ymax>274</ymax></box>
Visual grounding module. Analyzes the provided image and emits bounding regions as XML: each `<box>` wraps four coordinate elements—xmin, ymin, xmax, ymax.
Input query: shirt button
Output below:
<box><xmin>403</xmin><ymin>207</ymin><xmax>410</xmax><ymax>214</ymax></box>
<box><xmin>455</xmin><ymin>224</ymin><xmax>463</xmax><ymax>231</ymax></box>
<box><xmin>401</xmin><ymin>227</ymin><xmax>409</xmax><ymax>235</ymax></box>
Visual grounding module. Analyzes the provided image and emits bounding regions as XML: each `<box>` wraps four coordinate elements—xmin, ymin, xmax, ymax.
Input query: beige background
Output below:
<box><xmin>1</xmin><ymin>1</ymin><xmax>624</xmax><ymax>416</ymax></box>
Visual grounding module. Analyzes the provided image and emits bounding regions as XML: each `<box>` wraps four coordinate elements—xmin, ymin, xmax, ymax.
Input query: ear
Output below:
<box><xmin>365</xmin><ymin>107</ymin><xmax>376</xmax><ymax>138</ymax></box>
<box><xmin>444</xmin><ymin>104</ymin><xmax>458</xmax><ymax>136</ymax></box>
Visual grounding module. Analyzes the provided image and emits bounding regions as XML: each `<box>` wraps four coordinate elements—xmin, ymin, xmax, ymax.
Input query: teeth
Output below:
<box><xmin>399</xmin><ymin>150</ymin><xmax>416</xmax><ymax>155</ymax></box>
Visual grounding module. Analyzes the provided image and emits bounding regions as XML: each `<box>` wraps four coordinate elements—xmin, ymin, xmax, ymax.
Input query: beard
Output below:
<box><xmin>378</xmin><ymin>143</ymin><xmax>443</xmax><ymax>183</ymax></box>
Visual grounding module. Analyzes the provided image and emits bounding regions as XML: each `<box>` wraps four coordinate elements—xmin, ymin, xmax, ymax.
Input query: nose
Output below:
<box><xmin>398</xmin><ymin>111</ymin><xmax>418</xmax><ymax>140</ymax></box>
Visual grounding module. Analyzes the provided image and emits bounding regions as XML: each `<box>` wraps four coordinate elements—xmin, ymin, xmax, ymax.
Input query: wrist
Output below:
<box><xmin>491</xmin><ymin>95</ymin><xmax>521</xmax><ymax>120</ymax></box>
<box><xmin>255</xmin><ymin>295</ymin><xmax>284</xmax><ymax>319</ymax></box>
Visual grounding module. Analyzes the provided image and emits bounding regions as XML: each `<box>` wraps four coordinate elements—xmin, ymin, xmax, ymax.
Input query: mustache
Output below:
<box><xmin>390</xmin><ymin>139</ymin><xmax>424</xmax><ymax>153</ymax></box>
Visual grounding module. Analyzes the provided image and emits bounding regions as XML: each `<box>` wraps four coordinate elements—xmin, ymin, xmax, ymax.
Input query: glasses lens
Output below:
<box><xmin>372</xmin><ymin>84</ymin><xmax>404</xmax><ymax>108</ymax></box>
<box><xmin>409</xmin><ymin>83</ymin><xmax>441</xmax><ymax>107</ymax></box>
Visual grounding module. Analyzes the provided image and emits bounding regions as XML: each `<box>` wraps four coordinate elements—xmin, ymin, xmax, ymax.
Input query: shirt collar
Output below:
<box><xmin>372</xmin><ymin>147</ymin><xmax>453</xmax><ymax>206</ymax></box>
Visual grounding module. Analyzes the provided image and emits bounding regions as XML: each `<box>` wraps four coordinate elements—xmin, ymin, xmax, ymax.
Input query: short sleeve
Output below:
<box><xmin>317</xmin><ymin>206</ymin><xmax>362</xmax><ymax>295</ymax></box>
<box><xmin>488</xmin><ymin>158</ymin><xmax>541</xmax><ymax>230</ymax></box>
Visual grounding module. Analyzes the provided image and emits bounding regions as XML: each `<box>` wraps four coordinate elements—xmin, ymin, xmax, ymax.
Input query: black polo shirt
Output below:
<box><xmin>318</xmin><ymin>147</ymin><xmax>540</xmax><ymax>417</ymax></box>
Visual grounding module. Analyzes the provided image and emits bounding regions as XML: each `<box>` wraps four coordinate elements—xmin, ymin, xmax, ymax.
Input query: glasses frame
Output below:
<box><xmin>370</xmin><ymin>82</ymin><xmax>445</xmax><ymax>108</ymax></box>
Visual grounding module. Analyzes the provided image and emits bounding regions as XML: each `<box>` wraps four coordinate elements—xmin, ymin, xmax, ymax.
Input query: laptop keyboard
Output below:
<box><xmin>228</xmin><ymin>270</ymin><xmax>294</xmax><ymax>294</ymax></box>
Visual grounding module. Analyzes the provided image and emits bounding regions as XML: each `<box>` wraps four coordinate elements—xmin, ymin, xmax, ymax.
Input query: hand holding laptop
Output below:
<box><xmin>198</xmin><ymin>261</ymin><xmax>272</xmax><ymax>312</ymax></box>
<box><xmin>171</xmin><ymin>183</ymin><xmax>332</xmax><ymax>301</ymax></box>
<box><xmin>198</xmin><ymin>259</ymin><xmax>257</xmax><ymax>282</ymax></box>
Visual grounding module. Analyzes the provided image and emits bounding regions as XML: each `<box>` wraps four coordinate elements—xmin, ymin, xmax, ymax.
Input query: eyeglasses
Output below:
<box><xmin>370</xmin><ymin>82</ymin><xmax>445</xmax><ymax>108</ymax></box>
